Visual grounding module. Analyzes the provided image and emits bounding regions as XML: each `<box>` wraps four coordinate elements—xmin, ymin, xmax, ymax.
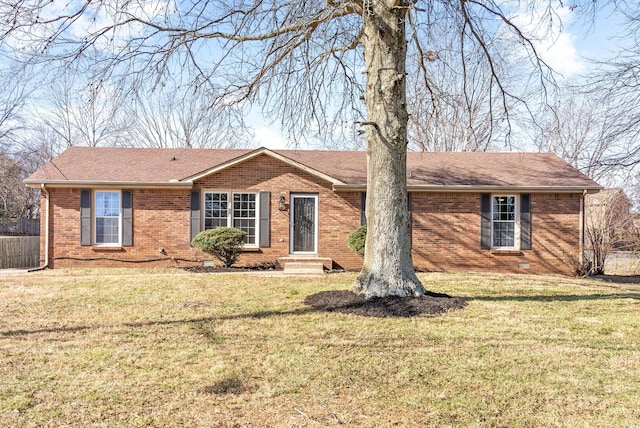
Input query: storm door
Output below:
<box><xmin>290</xmin><ymin>194</ymin><xmax>318</xmax><ymax>254</ymax></box>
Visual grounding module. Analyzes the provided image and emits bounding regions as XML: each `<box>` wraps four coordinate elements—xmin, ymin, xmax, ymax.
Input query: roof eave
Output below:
<box><xmin>24</xmin><ymin>180</ymin><xmax>194</xmax><ymax>189</ymax></box>
<box><xmin>333</xmin><ymin>184</ymin><xmax>603</xmax><ymax>193</ymax></box>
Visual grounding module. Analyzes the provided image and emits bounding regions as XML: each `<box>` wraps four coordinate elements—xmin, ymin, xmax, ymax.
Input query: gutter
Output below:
<box><xmin>28</xmin><ymin>184</ymin><xmax>49</xmax><ymax>272</ymax></box>
<box><xmin>24</xmin><ymin>180</ymin><xmax>193</xmax><ymax>189</ymax></box>
<box><xmin>332</xmin><ymin>184</ymin><xmax>603</xmax><ymax>193</ymax></box>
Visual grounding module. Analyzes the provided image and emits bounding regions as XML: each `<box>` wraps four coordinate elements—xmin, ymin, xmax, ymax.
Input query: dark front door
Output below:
<box><xmin>291</xmin><ymin>194</ymin><xmax>317</xmax><ymax>253</ymax></box>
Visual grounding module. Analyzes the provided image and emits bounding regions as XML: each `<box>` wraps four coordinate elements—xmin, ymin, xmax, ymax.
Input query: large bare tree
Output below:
<box><xmin>588</xmin><ymin>2</ymin><xmax>640</xmax><ymax>173</ymax></box>
<box><xmin>406</xmin><ymin>23</ymin><xmax>521</xmax><ymax>152</ymax></box>
<box><xmin>0</xmin><ymin>0</ymin><xmax>590</xmax><ymax>296</ymax></box>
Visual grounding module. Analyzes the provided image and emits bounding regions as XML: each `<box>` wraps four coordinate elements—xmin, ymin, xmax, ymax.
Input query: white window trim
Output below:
<box><xmin>93</xmin><ymin>190</ymin><xmax>122</xmax><ymax>246</ymax></box>
<box><xmin>491</xmin><ymin>194</ymin><xmax>520</xmax><ymax>250</ymax></box>
<box><xmin>202</xmin><ymin>190</ymin><xmax>260</xmax><ymax>247</ymax></box>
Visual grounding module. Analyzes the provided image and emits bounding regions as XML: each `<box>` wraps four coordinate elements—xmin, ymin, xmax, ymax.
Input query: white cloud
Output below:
<box><xmin>252</xmin><ymin>126</ymin><xmax>288</xmax><ymax>150</ymax></box>
<box><xmin>511</xmin><ymin>3</ymin><xmax>585</xmax><ymax>77</ymax></box>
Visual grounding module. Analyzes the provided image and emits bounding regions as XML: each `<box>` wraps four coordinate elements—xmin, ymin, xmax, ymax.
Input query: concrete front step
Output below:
<box><xmin>278</xmin><ymin>257</ymin><xmax>332</xmax><ymax>271</ymax></box>
<box><xmin>282</xmin><ymin>261</ymin><xmax>325</xmax><ymax>275</ymax></box>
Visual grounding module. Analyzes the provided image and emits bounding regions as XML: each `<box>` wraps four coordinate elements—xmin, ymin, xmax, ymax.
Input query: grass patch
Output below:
<box><xmin>1</xmin><ymin>269</ymin><xmax>639</xmax><ymax>426</ymax></box>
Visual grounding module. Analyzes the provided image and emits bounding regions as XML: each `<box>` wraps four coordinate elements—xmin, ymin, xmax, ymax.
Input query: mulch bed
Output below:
<box><xmin>182</xmin><ymin>264</ymin><xmax>276</xmax><ymax>273</ymax></box>
<box><xmin>304</xmin><ymin>290</ymin><xmax>467</xmax><ymax>318</ymax></box>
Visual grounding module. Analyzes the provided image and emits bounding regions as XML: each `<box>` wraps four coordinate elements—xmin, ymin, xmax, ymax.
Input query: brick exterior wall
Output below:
<box><xmin>410</xmin><ymin>192</ymin><xmax>581</xmax><ymax>275</ymax></box>
<box><xmin>40</xmin><ymin>154</ymin><xmax>582</xmax><ymax>275</ymax></box>
<box><xmin>192</xmin><ymin>154</ymin><xmax>363</xmax><ymax>269</ymax></box>
<box><xmin>42</xmin><ymin>187</ymin><xmax>197</xmax><ymax>268</ymax></box>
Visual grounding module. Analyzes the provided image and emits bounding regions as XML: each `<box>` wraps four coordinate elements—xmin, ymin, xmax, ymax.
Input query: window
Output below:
<box><xmin>481</xmin><ymin>194</ymin><xmax>530</xmax><ymax>251</ymax></box>
<box><xmin>492</xmin><ymin>195</ymin><xmax>517</xmax><ymax>248</ymax></box>
<box><xmin>203</xmin><ymin>191</ymin><xmax>257</xmax><ymax>245</ymax></box>
<box><xmin>204</xmin><ymin>192</ymin><xmax>228</xmax><ymax>229</ymax></box>
<box><xmin>95</xmin><ymin>191</ymin><xmax>121</xmax><ymax>245</ymax></box>
<box><xmin>233</xmin><ymin>193</ymin><xmax>257</xmax><ymax>245</ymax></box>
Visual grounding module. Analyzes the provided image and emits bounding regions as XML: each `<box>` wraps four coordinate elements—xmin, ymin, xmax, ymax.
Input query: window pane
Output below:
<box><xmin>96</xmin><ymin>217</ymin><xmax>119</xmax><ymax>244</ymax></box>
<box><xmin>493</xmin><ymin>222</ymin><xmax>515</xmax><ymax>247</ymax></box>
<box><xmin>234</xmin><ymin>218</ymin><xmax>256</xmax><ymax>244</ymax></box>
<box><xmin>96</xmin><ymin>191</ymin><xmax>120</xmax><ymax>216</ymax></box>
<box><xmin>232</xmin><ymin>193</ymin><xmax>257</xmax><ymax>244</ymax></box>
<box><xmin>95</xmin><ymin>191</ymin><xmax>120</xmax><ymax>244</ymax></box>
<box><xmin>492</xmin><ymin>195</ymin><xmax>516</xmax><ymax>248</ymax></box>
<box><xmin>204</xmin><ymin>192</ymin><xmax>228</xmax><ymax>230</ymax></box>
<box><xmin>205</xmin><ymin>218</ymin><xmax>228</xmax><ymax>229</ymax></box>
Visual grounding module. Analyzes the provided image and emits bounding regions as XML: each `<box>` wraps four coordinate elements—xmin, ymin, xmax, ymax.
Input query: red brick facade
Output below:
<box><xmin>411</xmin><ymin>192</ymin><xmax>580</xmax><ymax>275</ymax></box>
<box><xmin>40</xmin><ymin>154</ymin><xmax>582</xmax><ymax>275</ymax></box>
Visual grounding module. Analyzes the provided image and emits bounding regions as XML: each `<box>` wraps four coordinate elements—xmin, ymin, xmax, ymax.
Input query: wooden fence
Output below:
<box><xmin>0</xmin><ymin>236</ymin><xmax>40</xmax><ymax>269</ymax></box>
<box><xmin>0</xmin><ymin>218</ymin><xmax>40</xmax><ymax>236</ymax></box>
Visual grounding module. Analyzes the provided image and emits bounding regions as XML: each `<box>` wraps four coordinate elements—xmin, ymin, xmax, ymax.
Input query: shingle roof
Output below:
<box><xmin>25</xmin><ymin>146</ymin><xmax>601</xmax><ymax>191</ymax></box>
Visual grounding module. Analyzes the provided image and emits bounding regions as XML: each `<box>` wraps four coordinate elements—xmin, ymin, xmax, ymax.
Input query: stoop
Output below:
<box><xmin>278</xmin><ymin>257</ymin><xmax>331</xmax><ymax>275</ymax></box>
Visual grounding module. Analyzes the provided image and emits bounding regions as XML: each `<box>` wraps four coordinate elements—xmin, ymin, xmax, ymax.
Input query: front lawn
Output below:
<box><xmin>1</xmin><ymin>269</ymin><xmax>638</xmax><ymax>427</ymax></box>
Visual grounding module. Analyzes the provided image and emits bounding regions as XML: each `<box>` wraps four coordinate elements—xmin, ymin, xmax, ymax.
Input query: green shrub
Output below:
<box><xmin>347</xmin><ymin>225</ymin><xmax>367</xmax><ymax>257</ymax></box>
<box><xmin>191</xmin><ymin>227</ymin><xmax>247</xmax><ymax>267</ymax></box>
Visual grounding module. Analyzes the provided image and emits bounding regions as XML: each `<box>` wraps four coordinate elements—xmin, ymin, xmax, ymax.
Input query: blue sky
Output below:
<box><xmin>252</xmin><ymin>2</ymin><xmax>629</xmax><ymax>150</ymax></box>
<box><xmin>1</xmin><ymin>1</ymin><xmax>631</xmax><ymax>152</ymax></box>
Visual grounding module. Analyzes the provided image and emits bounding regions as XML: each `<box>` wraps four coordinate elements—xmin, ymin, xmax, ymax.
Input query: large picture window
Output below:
<box><xmin>204</xmin><ymin>191</ymin><xmax>257</xmax><ymax>245</ymax></box>
<box><xmin>95</xmin><ymin>191</ymin><xmax>121</xmax><ymax>245</ymax></box>
<box><xmin>492</xmin><ymin>195</ymin><xmax>516</xmax><ymax>248</ymax></box>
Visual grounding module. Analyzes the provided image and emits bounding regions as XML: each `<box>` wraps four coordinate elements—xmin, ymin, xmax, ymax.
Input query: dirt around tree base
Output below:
<box><xmin>304</xmin><ymin>290</ymin><xmax>467</xmax><ymax>318</ymax></box>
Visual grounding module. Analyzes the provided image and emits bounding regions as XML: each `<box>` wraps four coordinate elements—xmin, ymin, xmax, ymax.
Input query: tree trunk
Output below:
<box><xmin>353</xmin><ymin>0</ymin><xmax>427</xmax><ymax>298</ymax></box>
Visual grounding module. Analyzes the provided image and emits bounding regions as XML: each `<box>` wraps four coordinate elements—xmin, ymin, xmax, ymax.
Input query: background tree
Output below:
<box><xmin>533</xmin><ymin>87</ymin><xmax>623</xmax><ymax>183</ymax></box>
<box><xmin>36</xmin><ymin>72</ymin><xmax>128</xmax><ymax>148</ymax></box>
<box><xmin>585</xmin><ymin>189</ymin><xmax>638</xmax><ymax>275</ymax></box>
<box><xmin>0</xmin><ymin>0</ymin><xmax>599</xmax><ymax>296</ymax></box>
<box><xmin>123</xmin><ymin>82</ymin><xmax>254</xmax><ymax>149</ymax></box>
<box><xmin>0</xmin><ymin>153</ymin><xmax>39</xmax><ymax>219</ymax></box>
<box><xmin>0</xmin><ymin>67</ymin><xmax>28</xmax><ymax>154</ymax></box>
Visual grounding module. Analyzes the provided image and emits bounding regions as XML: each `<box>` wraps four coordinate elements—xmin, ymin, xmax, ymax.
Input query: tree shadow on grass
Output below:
<box><xmin>589</xmin><ymin>275</ymin><xmax>640</xmax><ymax>284</ymax></box>
<box><xmin>468</xmin><ymin>293</ymin><xmax>640</xmax><ymax>302</ymax></box>
<box><xmin>1</xmin><ymin>291</ymin><xmax>471</xmax><ymax>337</ymax></box>
<box><xmin>0</xmin><ymin>307</ymin><xmax>315</xmax><ymax>337</ymax></box>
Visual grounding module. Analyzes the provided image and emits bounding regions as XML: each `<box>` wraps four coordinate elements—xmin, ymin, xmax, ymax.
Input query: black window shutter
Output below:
<box><xmin>259</xmin><ymin>191</ymin><xmax>271</xmax><ymax>247</ymax></box>
<box><xmin>480</xmin><ymin>193</ymin><xmax>491</xmax><ymax>249</ymax></box>
<box><xmin>520</xmin><ymin>194</ymin><xmax>531</xmax><ymax>250</ymax></box>
<box><xmin>80</xmin><ymin>190</ymin><xmax>91</xmax><ymax>246</ymax></box>
<box><xmin>190</xmin><ymin>191</ymin><xmax>201</xmax><ymax>244</ymax></box>
<box><xmin>122</xmin><ymin>190</ymin><xmax>133</xmax><ymax>246</ymax></box>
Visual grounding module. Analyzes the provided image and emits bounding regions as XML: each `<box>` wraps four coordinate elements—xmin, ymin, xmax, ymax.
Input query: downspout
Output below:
<box><xmin>579</xmin><ymin>189</ymin><xmax>587</xmax><ymax>264</ymax></box>
<box><xmin>28</xmin><ymin>184</ymin><xmax>49</xmax><ymax>272</ymax></box>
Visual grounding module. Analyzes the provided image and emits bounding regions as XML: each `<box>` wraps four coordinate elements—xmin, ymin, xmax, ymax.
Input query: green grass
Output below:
<box><xmin>1</xmin><ymin>269</ymin><xmax>638</xmax><ymax>427</ymax></box>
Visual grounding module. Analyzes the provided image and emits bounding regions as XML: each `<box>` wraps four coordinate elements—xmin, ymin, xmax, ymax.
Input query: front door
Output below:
<box><xmin>291</xmin><ymin>194</ymin><xmax>318</xmax><ymax>254</ymax></box>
